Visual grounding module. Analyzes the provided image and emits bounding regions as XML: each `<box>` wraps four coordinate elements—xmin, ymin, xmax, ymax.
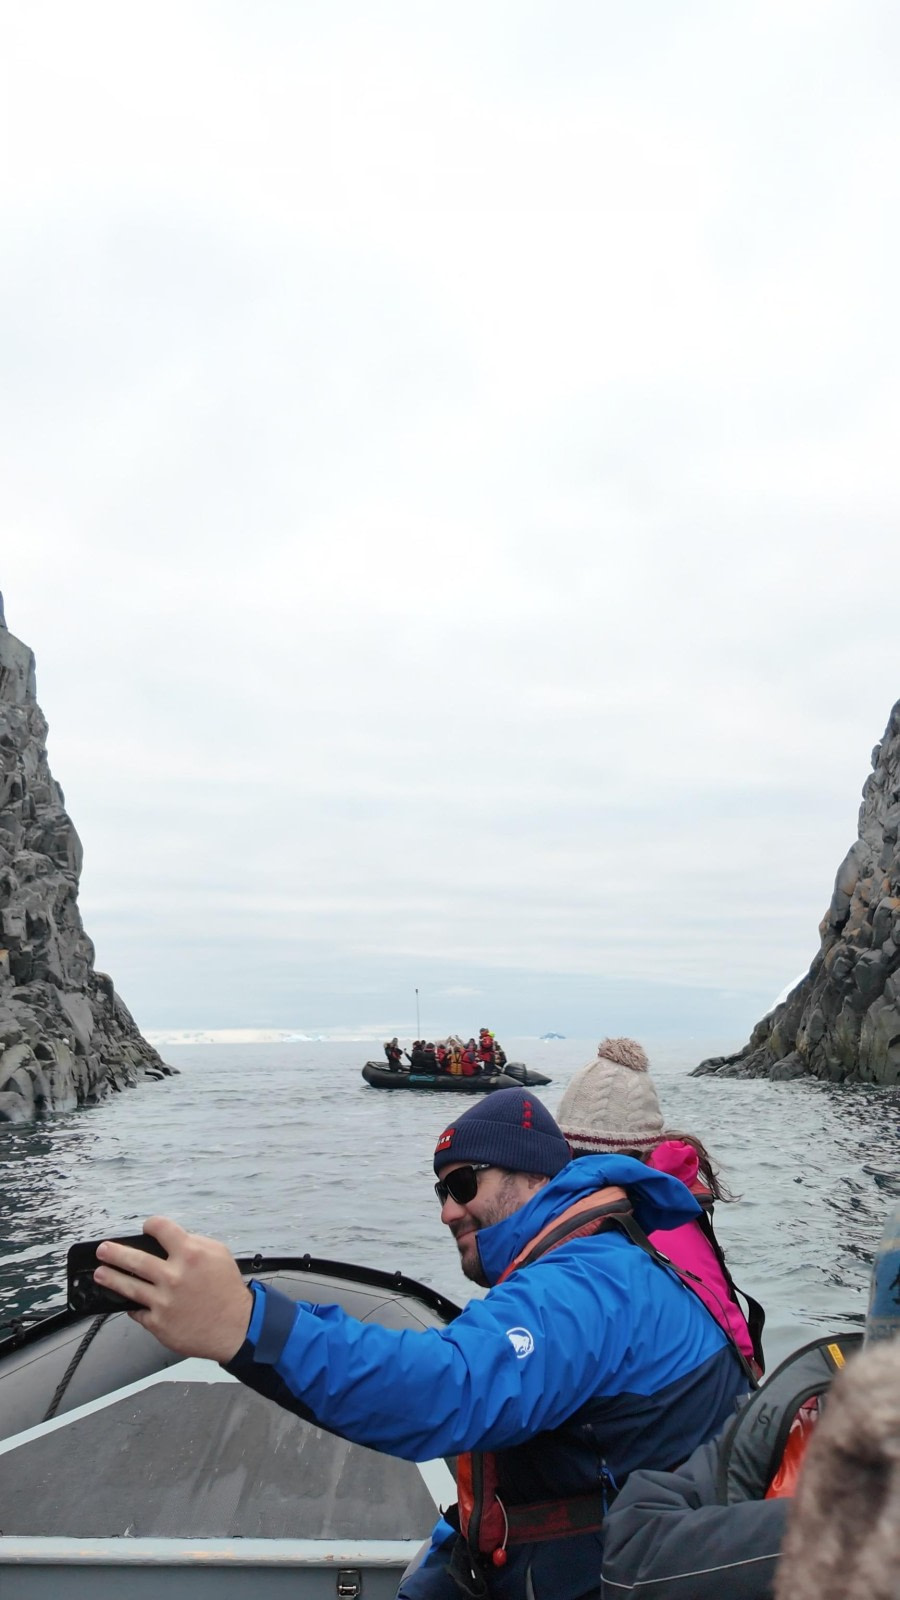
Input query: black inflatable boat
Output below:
<box><xmin>362</xmin><ymin>1060</ymin><xmax>551</xmax><ymax>1091</ymax></box>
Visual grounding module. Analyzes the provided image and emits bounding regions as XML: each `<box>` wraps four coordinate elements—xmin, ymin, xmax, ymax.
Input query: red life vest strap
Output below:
<box><xmin>503</xmin><ymin>1489</ymin><xmax>607</xmax><ymax>1544</ymax></box>
<box><xmin>497</xmin><ymin>1186</ymin><xmax>632</xmax><ymax>1284</ymax></box>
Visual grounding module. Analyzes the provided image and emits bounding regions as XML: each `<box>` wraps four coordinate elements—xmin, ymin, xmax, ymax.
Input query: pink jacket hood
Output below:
<box><xmin>647</xmin><ymin>1139</ymin><xmax>700</xmax><ymax>1190</ymax></box>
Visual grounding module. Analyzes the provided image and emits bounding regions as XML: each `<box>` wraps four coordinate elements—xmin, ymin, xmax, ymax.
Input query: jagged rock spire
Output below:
<box><xmin>696</xmin><ymin>700</ymin><xmax>900</xmax><ymax>1085</ymax></box>
<box><xmin>0</xmin><ymin>613</ymin><xmax>173</xmax><ymax>1122</ymax></box>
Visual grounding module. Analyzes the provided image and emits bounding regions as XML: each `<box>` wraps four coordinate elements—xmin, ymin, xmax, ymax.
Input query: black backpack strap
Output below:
<box><xmin>693</xmin><ymin>1207</ymin><xmax>767</xmax><ymax>1375</ymax></box>
<box><xmin>736</xmin><ymin>1288</ymin><xmax>766</xmax><ymax>1374</ymax></box>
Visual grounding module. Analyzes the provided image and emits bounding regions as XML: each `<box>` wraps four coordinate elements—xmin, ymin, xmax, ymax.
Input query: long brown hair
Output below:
<box><xmin>590</xmin><ymin>1129</ymin><xmax>735</xmax><ymax>1203</ymax></box>
<box><xmin>658</xmin><ymin>1130</ymin><xmax>735</xmax><ymax>1203</ymax></box>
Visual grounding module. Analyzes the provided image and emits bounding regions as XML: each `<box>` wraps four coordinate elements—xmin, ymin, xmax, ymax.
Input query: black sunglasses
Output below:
<box><xmin>434</xmin><ymin>1163</ymin><xmax>494</xmax><ymax>1206</ymax></box>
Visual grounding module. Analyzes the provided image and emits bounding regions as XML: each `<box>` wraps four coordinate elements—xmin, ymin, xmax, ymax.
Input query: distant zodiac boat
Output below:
<box><xmin>361</xmin><ymin>1060</ymin><xmax>552</xmax><ymax>1091</ymax></box>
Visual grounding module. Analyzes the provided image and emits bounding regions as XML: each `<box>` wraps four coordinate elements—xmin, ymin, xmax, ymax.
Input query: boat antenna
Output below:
<box><xmin>415</xmin><ymin>987</ymin><xmax>420</xmax><ymax>1036</ymax></box>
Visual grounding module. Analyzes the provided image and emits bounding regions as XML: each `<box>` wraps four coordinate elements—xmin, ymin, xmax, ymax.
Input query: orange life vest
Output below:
<box><xmin>764</xmin><ymin>1398</ymin><xmax>821</xmax><ymax>1499</ymax></box>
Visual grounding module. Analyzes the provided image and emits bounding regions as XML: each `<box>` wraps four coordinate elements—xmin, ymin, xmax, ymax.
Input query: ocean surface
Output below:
<box><xmin>1</xmin><ymin>1038</ymin><xmax>898</xmax><ymax>1368</ymax></box>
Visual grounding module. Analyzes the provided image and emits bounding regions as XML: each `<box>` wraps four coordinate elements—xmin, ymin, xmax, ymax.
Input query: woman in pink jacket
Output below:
<box><xmin>557</xmin><ymin>1038</ymin><xmax>764</xmax><ymax>1375</ymax></box>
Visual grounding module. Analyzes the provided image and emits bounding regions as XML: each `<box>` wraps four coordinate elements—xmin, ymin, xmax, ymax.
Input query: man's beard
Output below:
<box><xmin>458</xmin><ymin>1241</ymin><xmax>490</xmax><ymax>1287</ymax></box>
<box><xmin>452</xmin><ymin>1173</ymin><xmax>527</xmax><ymax>1287</ymax></box>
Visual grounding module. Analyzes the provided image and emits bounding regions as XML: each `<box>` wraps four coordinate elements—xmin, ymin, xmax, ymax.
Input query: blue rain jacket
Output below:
<box><xmin>227</xmin><ymin>1157</ymin><xmax>750</xmax><ymax>1599</ymax></box>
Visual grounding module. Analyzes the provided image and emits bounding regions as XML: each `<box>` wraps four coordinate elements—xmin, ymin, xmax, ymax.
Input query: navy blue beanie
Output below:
<box><xmin>433</xmin><ymin>1088</ymin><xmax>571</xmax><ymax>1178</ymax></box>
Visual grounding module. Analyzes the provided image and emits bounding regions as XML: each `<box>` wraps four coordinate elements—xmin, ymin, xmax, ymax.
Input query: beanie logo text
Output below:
<box><xmin>435</xmin><ymin>1128</ymin><xmax>456</xmax><ymax>1154</ymax></box>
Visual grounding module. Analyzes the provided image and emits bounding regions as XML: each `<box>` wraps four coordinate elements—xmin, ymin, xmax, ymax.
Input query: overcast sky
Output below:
<box><xmin>3</xmin><ymin>2</ymin><xmax>899</xmax><ymax>1045</ymax></box>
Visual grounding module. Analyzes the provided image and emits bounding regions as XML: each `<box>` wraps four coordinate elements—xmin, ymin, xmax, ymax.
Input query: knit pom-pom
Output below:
<box><xmin>596</xmin><ymin>1037</ymin><xmax>649</xmax><ymax>1072</ymax></box>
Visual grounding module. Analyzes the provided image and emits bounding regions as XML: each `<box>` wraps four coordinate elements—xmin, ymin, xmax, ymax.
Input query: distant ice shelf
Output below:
<box><xmin>146</xmin><ymin>1029</ymin><xmax>335</xmax><ymax>1046</ymax></box>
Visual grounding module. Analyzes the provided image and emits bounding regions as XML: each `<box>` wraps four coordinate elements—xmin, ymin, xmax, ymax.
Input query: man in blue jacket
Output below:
<box><xmin>95</xmin><ymin>1089</ymin><xmax>750</xmax><ymax>1600</ymax></box>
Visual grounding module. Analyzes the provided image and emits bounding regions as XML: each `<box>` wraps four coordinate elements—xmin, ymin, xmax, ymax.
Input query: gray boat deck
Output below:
<box><xmin>0</xmin><ymin>1266</ymin><xmax>459</xmax><ymax>1599</ymax></box>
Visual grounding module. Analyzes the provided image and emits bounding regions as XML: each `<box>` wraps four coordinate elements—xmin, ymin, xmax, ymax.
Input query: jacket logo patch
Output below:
<box><xmin>507</xmin><ymin>1327</ymin><xmax>535</xmax><ymax>1359</ymax></box>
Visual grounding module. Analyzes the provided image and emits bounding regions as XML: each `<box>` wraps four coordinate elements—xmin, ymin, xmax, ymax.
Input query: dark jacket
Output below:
<box><xmin>600</xmin><ymin>1424</ymin><xmax>787</xmax><ymax>1600</ymax></box>
<box><xmin>601</xmin><ymin>1331</ymin><xmax>862</xmax><ymax>1600</ymax></box>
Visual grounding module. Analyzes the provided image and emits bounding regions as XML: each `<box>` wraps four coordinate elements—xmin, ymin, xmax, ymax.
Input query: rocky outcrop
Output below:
<box><xmin>695</xmin><ymin>699</ymin><xmax>900</xmax><ymax>1086</ymax></box>
<box><xmin>0</xmin><ymin>612</ymin><xmax>174</xmax><ymax>1123</ymax></box>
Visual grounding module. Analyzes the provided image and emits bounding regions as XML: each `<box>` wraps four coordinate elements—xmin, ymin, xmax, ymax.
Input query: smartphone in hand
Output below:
<box><xmin>67</xmin><ymin>1234</ymin><xmax>168</xmax><ymax>1315</ymax></box>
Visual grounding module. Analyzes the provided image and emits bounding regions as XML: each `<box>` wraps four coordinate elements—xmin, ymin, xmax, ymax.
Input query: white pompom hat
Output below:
<box><xmin>556</xmin><ymin>1037</ymin><xmax>664</xmax><ymax>1155</ymax></box>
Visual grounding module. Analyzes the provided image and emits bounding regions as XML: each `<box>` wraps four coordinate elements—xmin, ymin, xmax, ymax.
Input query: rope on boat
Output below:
<box><xmin>42</xmin><ymin>1314</ymin><xmax>108</xmax><ymax>1421</ymax></box>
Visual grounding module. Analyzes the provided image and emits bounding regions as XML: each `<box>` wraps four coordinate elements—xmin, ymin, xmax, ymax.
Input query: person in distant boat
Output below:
<box><xmin>423</xmin><ymin>1042</ymin><xmax>438</xmax><ymax>1072</ymax></box>
<box><xmin>557</xmin><ymin>1038</ymin><xmax>764</xmax><ymax>1375</ymax></box>
<box><xmin>447</xmin><ymin>1041</ymin><xmax>463</xmax><ymax>1075</ymax></box>
<box><xmin>478</xmin><ymin>1029</ymin><xmax>495</xmax><ymax>1072</ymax></box>
<box><xmin>493</xmin><ymin>1039</ymin><xmax>507</xmax><ymax>1070</ymax></box>
<box><xmin>95</xmin><ymin>1088</ymin><xmax>751</xmax><ymax>1600</ymax></box>
<box><xmin>383</xmin><ymin>1038</ymin><xmax>404</xmax><ymax>1070</ymax></box>
<box><xmin>435</xmin><ymin>1042</ymin><xmax>449</xmax><ymax>1073</ymax></box>
<box><xmin>409</xmin><ymin>1040</ymin><xmax>428</xmax><ymax>1071</ymax></box>
<box><xmin>460</xmin><ymin>1038</ymin><xmax>478</xmax><ymax>1076</ymax></box>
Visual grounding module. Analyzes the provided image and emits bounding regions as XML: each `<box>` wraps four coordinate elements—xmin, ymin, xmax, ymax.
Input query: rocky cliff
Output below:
<box><xmin>695</xmin><ymin>699</ymin><xmax>900</xmax><ymax>1086</ymax></box>
<box><xmin>0</xmin><ymin>611</ymin><xmax>173</xmax><ymax>1123</ymax></box>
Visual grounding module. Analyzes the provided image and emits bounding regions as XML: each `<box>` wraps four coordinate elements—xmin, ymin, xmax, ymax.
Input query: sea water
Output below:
<box><xmin>1</xmin><ymin>1038</ymin><xmax>898</xmax><ymax>1368</ymax></box>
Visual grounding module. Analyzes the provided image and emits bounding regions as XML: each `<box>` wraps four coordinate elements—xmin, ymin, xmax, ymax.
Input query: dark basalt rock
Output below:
<box><xmin>694</xmin><ymin>699</ymin><xmax>900</xmax><ymax>1086</ymax></box>
<box><xmin>0</xmin><ymin>611</ymin><xmax>174</xmax><ymax>1124</ymax></box>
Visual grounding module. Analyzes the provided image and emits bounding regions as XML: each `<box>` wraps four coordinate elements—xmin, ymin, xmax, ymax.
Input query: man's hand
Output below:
<box><xmin>94</xmin><ymin>1217</ymin><xmax>254</xmax><ymax>1363</ymax></box>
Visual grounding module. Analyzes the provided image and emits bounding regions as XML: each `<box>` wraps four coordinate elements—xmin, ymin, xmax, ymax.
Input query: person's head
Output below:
<box><xmin>433</xmin><ymin>1088</ymin><xmax>571</xmax><ymax>1286</ymax></box>
<box><xmin>773</xmin><ymin>1338</ymin><xmax>900</xmax><ymax>1600</ymax></box>
<box><xmin>557</xmin><ymin>1038</ymin><xmax>664</xmax><ymax>1157</ymax></box>
<box><xmin>557</xmin><ymin>1039</ymin><xmax>731</xmax><ymax>1197</ymax></box>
